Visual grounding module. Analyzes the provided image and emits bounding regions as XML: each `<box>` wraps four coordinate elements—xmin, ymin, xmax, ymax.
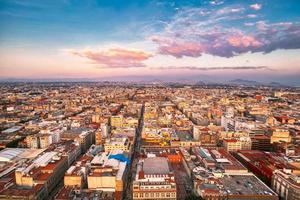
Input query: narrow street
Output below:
<box><xmin>122</xmin><ymin>103</ymin><xmax>144</xmax><ymax>200</ymax></box>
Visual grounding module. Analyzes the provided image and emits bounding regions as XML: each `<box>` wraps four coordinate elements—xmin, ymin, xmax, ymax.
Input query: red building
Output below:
<box><xmin>235</xmin><ymin>150</ymin><xmax>299</xmax><ymax>185</ymax></box>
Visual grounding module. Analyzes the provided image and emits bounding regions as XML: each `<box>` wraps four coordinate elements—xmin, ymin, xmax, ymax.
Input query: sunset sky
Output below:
<box><xmin>0</xmin><ymin>0</ymin><xmax>300</xmax><ymax>84</ymax></box>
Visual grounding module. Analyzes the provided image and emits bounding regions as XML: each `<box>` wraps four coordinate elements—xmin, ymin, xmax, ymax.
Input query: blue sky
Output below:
<box><xmin>0</xmin><ymin>0</ymin><xmax>300</xmax><ymax>84</ymax></box>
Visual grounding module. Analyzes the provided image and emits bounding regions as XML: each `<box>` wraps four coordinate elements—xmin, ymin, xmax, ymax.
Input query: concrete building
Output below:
<box><xmin>272</xmin><ymin>169</ymin><xmax>300</xmax><ymax>200</ymax></box>
<box><xmin>223</xmin><ymin>137</ymin><xmax>251</xmax><ymax>152</ymax></box>
<box><xmin>251</xmin><ymin>134</ymin><xmax>272</xmax><ymax>151</ymax></box>
<box><xmin>133</xmin><ymin>156</ymin><xmax>177</xmax><ymax>200</ymax></box>
<box><xmin>271</xmin><ymin>129</ymin><xmax>291</xmax><ymax>144</ymax></box>
<box><xmin>14</xmin><ymin>151</ymin><xmax>69</xmax><ymax>197</ymax></box>
<box><xmin>62</xmin><ymin>128</ymin><xmax>95</xmax><ymax>153</ymax></box>
<box><xmin>110</xmin><ymin>115</ymin><xmax>123</xmax><ymax>128</ymax></box>
<box><xmin>26</xmin><ymin>131</ymin><xmax>61</xmax><ymax>149</ymax></box>
<box><xmin>104</xmin><ymin>136</ymin><xmax>130</xmax><ymax>153</ymax></box>
<box><xmin>64</xmin><ymin>155</ymin><xmax>91</xmax><ymax>189</ymax></box>
<box><xmin>87</xmin><ymin>150</ymin><xmax>128</xmax><ymax>200</ymax></box>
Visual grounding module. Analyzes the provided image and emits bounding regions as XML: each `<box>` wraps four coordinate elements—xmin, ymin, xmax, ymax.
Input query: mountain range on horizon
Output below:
<box><xmin>0</xmin><ymin>76</ymin><xmax>299</xmax><ymax>87</ymax></box>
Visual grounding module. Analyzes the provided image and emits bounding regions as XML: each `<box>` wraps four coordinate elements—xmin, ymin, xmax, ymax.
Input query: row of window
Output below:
<box><xmin>133</xmin><ymin>192</ymin><xmax>176</xmax><ymax>198</ymax></box>
<box><xmin>140</xmin><ymin>185</ymin><xmax>172</xmax><ymax>189</ymax></box>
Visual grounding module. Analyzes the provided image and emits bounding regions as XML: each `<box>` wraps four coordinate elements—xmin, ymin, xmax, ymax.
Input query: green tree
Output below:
<box><xmin>185</xmin><ymin>193</ymin><xmax>204</xmax><ymax>200</ymax></box>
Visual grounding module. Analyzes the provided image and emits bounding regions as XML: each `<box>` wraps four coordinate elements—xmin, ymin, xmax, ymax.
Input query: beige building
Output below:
<box><xmin>223</xmin><ymin>137</ymin><xmax>251</xmax><ymax>152</ymax></box>
<box><xmin>62</xmin><ymin>128</ymin><xmax>95</xmax><ymax>153</ymax></box>
<box><xmin>64</xmin><ymin>166</ymin><xmax>85</xmax><ymax>188</ymax></box>
<box><xmin>26</xmin><ymin>134</ymin><xmax>55</xmax><ymax>149</ymax></box>
<box><xmin>133</xmin><ymin>157</ymin><xmax>177</xmax><ymax>200</ymax></box>
<box><xmin>272</xmin><ymin>169</ymin><xmax>300</xmax><ymax>200</ymax></box>
<box><xmin>271</xmin><ymin>129</ymin><xmax>291</xmax><ymax>143</ymax></box>
<box><xmin>104</xmin><ymin>136</ymin><xmax>130</xmax><ymax>152</ymax></box>
<box><xmin>15</xmin><ymin>151</ymin><xmax>69</xmax><ymax>197</ymax></box>
<box><xmin>110</xmin><ymin>115</ymin><xmax>123</xmax><ymax>128</ymax></box>
<box><xmin>95</xmin><ymin>129</ymin><xmax>102</xmax><ymax>145</ymax></box>
<box><xmin>87</xmin><ymin>150</ymin><xmax>127</xmax><ymax>197</ymax></box>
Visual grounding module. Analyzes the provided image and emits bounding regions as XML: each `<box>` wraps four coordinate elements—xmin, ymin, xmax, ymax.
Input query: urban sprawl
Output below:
<box><xmin>0</xmin><ymin>83</ymin><xmax>299</xmax><ymax>200</ymax></box>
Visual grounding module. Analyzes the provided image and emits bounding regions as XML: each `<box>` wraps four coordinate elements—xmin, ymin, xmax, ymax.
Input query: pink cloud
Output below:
<box><xmin>250</xmin><ymin>3</ymin><xmax>262</xmax><ymax>10</ymax></box>
<box><xmin>152</xmin><ymin>37</ymin><xmax>203</xmax><ymax>58</ymax></box>
<box><xmin>150</xmin><ymin>6</ymin><xmax>300</xmax><ymax>58</ymax></box>
<box><xmin>69</xmin><ymin>47</ymin><xmax>152</xmax><ymax>68</ymax></box>
<box><xmin>227</xmin><ymin>35</ymin><xmax>262</xmax><ymax>48</ymax></box>
<box><xmin>152</xmin><ymin>32</ymin><xmax>263</xmax><ymax>58</ymax></box>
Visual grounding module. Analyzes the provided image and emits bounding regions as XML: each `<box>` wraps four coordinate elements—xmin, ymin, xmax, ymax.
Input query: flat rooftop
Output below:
<box><xmin>221</xmin><ymin>174</ymin><xmax>277</xmax><ymax>196</ymax></box>
<box><xmin>176</xmin><ymin>130</ymin><xmax>193</xmax><ymax>141</ymax></box>
<box><xmin>0</xmin><ymin>148</ymin><xmax>45</xmax><ymax>162</ymax></box>
<box><xmin>143</xmin><ymin>157</ymin><xmax>170</xmax><ymax>175</ymax></box>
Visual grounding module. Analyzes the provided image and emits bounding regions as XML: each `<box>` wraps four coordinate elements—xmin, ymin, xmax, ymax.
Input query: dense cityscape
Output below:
<box><xmin>0</xmin><ymin>83</ymin><xmax>298</xmax><ymax>200</ymax></box>
<box><xmin>1</xmin><ymin>0</ymin><xmax>300</xmax><ymax>199</ymax></box>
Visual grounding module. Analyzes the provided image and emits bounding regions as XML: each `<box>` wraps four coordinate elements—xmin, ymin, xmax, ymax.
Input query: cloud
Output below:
<box><xmin>210</xmin><ymin>0</ymin><xmax>224</xmax><ymax>6</ymax></box>
<box><xmin>250</xmin><ymin>3</ymin><xmax>262</xmax><ymax>10</ymax></box>
<box><xmin>150</xmin><ymin>5</ymin><xmax>300</xmax><ymax>58</ymax></box>
<box><xmin>227</xmin><ymin>35</ymin><xmax>262</xmax><ymax>48</ymax></box>
<box><xmin>151</xmin><ymin>36</ymin><xmax>203</xmax><ymax>58</ymax></box>
<box><xmin>247</xmin><ymin>14</ymin><xmax>257</xmax><ymax>18</ymax></box>
<box><xmin>69</xmin><ymin>47</ymin><xmax>152</xmax><ymax>68</ymax></box>
<box><xmin>244</xmin><ymin>22</ymin><xmax>255</xmax><ymax>26</ymax></box>
<box><xmin>154</xmin><ymin>66</ymin><xmax>271</xmax><ymax>71</ymax></box>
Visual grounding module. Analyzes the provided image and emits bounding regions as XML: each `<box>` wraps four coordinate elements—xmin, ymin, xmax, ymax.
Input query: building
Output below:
<box><xmin>179</xmin><ymin>147</ymin><xmax>277</xmax><ymax>200</ymax></box>
<box><xmin>235</xmin><ymin>150</ymin><xmax>300</xmax><ymax>184</ymax></box>
<box><xmin>223</xmin><ymin>137</ymin><xmax>251</xmax><ymax>152</ymax></box>
<box><xmin>271</xmin><ymin>129</ymin><xmax>291</xmax><ymax>144</ymax></box>
<box><xmin>10</xmin><ymin>151</ymin><xmax>69</xmax><ymax>198</ymax></box>
<box><xmin>0</xmin><ymin>148</ymin><xmax>44</xmax><ymax>163</ymax></box>
<box><xmin>272</xmin><ymin>169</ymin><xmax>300</xmax><ymax>200</ymax></box>
<box><xmin>26</xmin><ymin>131</ymin><xmax>61</xmax><ymax>149</ymax></box>
<box><xmin>62</xmin><ymin>128</ymin><xmax>95</xmax><ymax>153</ymax></box>
<box><xmin>104</xmin><ymin>136</ymin><xmax>130</xmax><ymax>152</ymax></box>
<box><xmin>170</xmin><ymin>130</ymin><xmax>201</xmax><ymax>147</ymax></box>
<box><xmin>87</xmin><ymin>150</ymin><xmax>128</xmax><ymax>200</ymax></box>
<box><xmin>95</xmin><ymin>128</ymin><xmax>102</xmax><ymax>145</ymax></box>
<box><xmin>196</xmin><ymin>174</ymin><xmax>279</xmax><ymax>200</ymax></box>
<box><xmin>251</xmin><ymin>134</ymin><xmax>272</xmax><ymax>151</ymax></box>
<box><xmin>110</xmin><ymin>115</ymin><xmax>123</xmax><ymax>128</ymax></box>
<box><xmin>221</xmin><ymin>115</ymin><xmax>235</xmax><ymax>131</ymax></box>
<box><xmin>133</xmin><ymin>156</ymin><xmax>177</xmax><ymax>200</ymax></box>
<box><xmin>64</xmin><ymin>155</ymin><xmax>92</xmax><ymax>189</ymax></box>
<box><xmin>193</xmin><ymin>126</ymin><xmax>218</xmax><ymax>146</ymax></box>
<box><xmin>193</xmin><ymin>125</ymin><xmax>200</xmax><ymax>140</ymax></box>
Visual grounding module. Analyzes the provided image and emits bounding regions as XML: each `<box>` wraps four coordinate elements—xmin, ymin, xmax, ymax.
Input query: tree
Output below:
<box><xmin>185</xmin><ymin>193</ymin><xmax>204</xmax><ymax>200</ymax></box>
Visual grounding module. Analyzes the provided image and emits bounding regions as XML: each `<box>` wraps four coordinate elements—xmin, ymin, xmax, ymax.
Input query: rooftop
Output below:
<box><xmin>221</xmin><ymin>174</ymin><xmax>277</xmax><ymax>196</ymax></box>
<box><xmin>0</xmin><ymin>148</ymin><xmax>45</xmax><ymax>162</ymax></box>
<box><xmin>143</xmin><ymin>157</ymin><xmax>170</xmax><ymax>175</ymax></box>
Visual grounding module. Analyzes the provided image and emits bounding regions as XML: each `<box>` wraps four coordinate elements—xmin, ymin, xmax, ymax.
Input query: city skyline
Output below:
<box><xmin>0</xmin><ymin>0</ymin><xmax>300</xmax><ymax>84</ymax></box>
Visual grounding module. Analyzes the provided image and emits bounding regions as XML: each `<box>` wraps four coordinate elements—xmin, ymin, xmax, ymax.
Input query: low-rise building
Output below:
<box><xmin>223</xmin><ymin>137</ymin><xmax>251</xmax><ymax>152</ymax></box>
<box><xmin>104</xmin><ymin>136</ymin><xmax>130</xmax><ymax>152</ymax></box>
<box><xmin>272</xmin><ymin>169</ymin><xmax>300</xmax><ymax>200</ymax></box>
<box><xmin>133</xmin><ymin>156</ymin><xmax>177</xmax><ymax>200</ymax></box>
<box><xmin>87</xmin><ymin>150</ymin><xmax>129</xmax><ymax>200</ymax></box>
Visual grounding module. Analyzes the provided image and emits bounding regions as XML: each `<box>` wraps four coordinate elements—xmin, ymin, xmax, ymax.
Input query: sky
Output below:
<box><xmin>0</xmin><ymin>0</ymin><xmax>300</xmax><ymax>84</ymax></box>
